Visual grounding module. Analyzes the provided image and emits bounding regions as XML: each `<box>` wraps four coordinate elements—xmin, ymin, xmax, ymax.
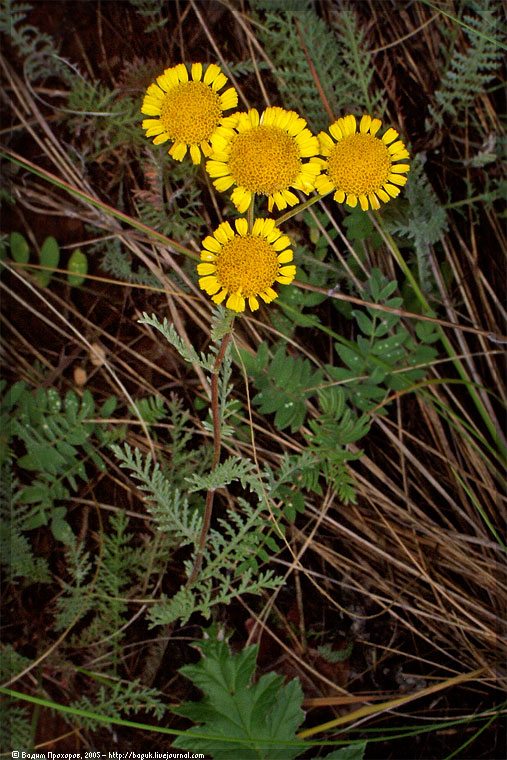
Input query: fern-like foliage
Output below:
<box><xmin>65</xmin><ymin>77</ymin><xmax>144</xmax><ymax>160</ymax></box>
<box><xmin>130</xmin><ymin>394</ymin><xmax>166</xmax><ymax>425</ymax></box>
<box><xmin>328</xmin><ymin>6</ymin><xmax>384</xmax><ymax>115</ymax></box>
<box><xmin>305</xmin><ymin>386</ymin><xmax>370</xmax><ymax>504</ymax></box>
<box><xmin>71</xmin><ymin>677</ymin><xmax>166</xmax><ymax>730</ymax></box>
<box><xmin>98</xmin><ymin>238</ymin><xmax>163</xmax><ymax>288</ymax></box>
<box><xmin>113</xmin><ymin>443</ymin><xmax>283</xmax><ymax>626</ymax></box>
<box><xmin>0</xmin><ymin>701</ymin><xmax>32</xmax><ymax>753</ymax></box>
<box><xmin>201</xmin><ymin>348</ymin><xmax>243</xmax><ymax>443</ymax></box>
<box><xmin>270</xmin><ymin>212</ymin><xmax>333</xmax><ymax>339</ymax></box>
<box><xmin>112</xmin><ymin>443</ymin><xmax>202</xmax><ymax>545</ymax></box>
<box><xmin>0</xmin><ymin>0</ymin><xmax>69</xmax><ymax>83</ymax></box>
<box><xmin>139</xmin><ymin>313</ymin><xmax>216</xmax><ymax>370</ymax></box>
<box><xmin>0</xmin><ymin>645</ymin><xmax>34</xmax><ymax>751</ymax></box>
<box><xmin>384</xmin><ymin>154</ymin><xmax>448</xmax><ymax>294</ymax></box>
<box><xmin>128</xmin><ymin>0</ymin><xmax>168</xmax><ymax>32</ymax></box>
<box><xmin>53</xmin><ymin>538</ymin><xmax>94</xmax><ymax>630</ymax></box>
<box><xmin>0</xmin><ymin>460</ymin><xmax>51</xmax><ymax>584</ymax></box>
<box><xmin>2</xmin><ymin>381</ymin><xmax>120</xmax><ymax>537</ymax></box>
<box><xmin>256</xmin><ymin>3</ymin><xmax>382</xmax><ymax>131</ymax></box>
<box><xmin>0</xmin><ymin>382</ymin><xmax>121</xmax><ymax>587</ymax></box>
<box><xmin>210</xmin><ymin>305</ymin><xmax>237</xmax><ymax>342</ymax></box>
<box><xmin>429</xmin><ymin>0</ymin><xmax>503</xmax><ymax>126</ymax></box>
<box><xmin>133</xmin><ymin>150</ymin><xmax>207</xmax><ymax>243</ymax></box>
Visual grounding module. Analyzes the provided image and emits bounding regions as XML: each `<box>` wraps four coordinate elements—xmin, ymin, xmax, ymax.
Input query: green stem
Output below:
<box><xmin>187</xmin><ymin>329</ymin><xmax>233</xmax><ymax>585</ymax></box>
<box><xmin>247</xmin><ymin>195</ymin><xmax>255</xmax><ymax>233</ymax></box>
<box><xmin>276</xmin><ymin>192</ymin><xmax>330</xmax><ymax>226</ymax></box>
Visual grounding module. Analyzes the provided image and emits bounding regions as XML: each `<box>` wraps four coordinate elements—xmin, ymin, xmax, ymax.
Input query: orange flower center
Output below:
<box><xmin>227</xmin><ymin>125</ymin><xmax>301</xmax><ymax>195</ymax></box>
<box><xmin>215</xmin><ymin>236</ymin><xmax>279</xmax><ymax>297</ymax></box>
<box><xmin>327</xmin><ymin>133</ymin><xmax>392</xmax><ymax>196</ymax></box>
<box><xmin>160</xmin><ymin>81</ymin><xmax>222</xmax><ymax>144</ymax></box>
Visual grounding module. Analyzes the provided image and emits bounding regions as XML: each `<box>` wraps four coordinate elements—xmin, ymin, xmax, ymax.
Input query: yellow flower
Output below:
<box><xmin>206</xmin><ymin>107</ymin><xmax>321</xmax><ymax>213</ymax></box>
<box><xmin>315</xmin><ymin>114</ymin><xmax>410</xmax><ymax>211</ymax></box>
<box><xmin>141</xmin><ymin>63</ymin><xmax>238</xmax><ymax>165</ymax></box>
<box><xmin>197</xmin><ymin>218</ymin><xmax>296</xmax><ymax>312</ymax></box>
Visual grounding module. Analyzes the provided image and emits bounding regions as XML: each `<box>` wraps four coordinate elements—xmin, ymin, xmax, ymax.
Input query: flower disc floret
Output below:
<box><xmin>315</xmin><ymin>114</ymin><xmax>410</xmax><ymax>210</ymax></box>
<box><xmin>206</xmin><ymin>107</ymin><xmax>321</xmax><ymax>212</ymax></box>
<box><xmin>197</xmin><ymin>218</ymin><xmax>296</xmax><ymax>312</ymax></box>
<box><xmin>141</xmin><ymin>62</ymin><xmax>238</xmax><ymax>164</ymax></box>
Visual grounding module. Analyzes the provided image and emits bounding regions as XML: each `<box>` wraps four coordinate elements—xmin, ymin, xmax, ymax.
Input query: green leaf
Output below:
<box><xmin>99</xmin><ymin>396</ymin><xmax>117</xmax><ymax>418</ymax></box>
<box><xmin>10</xmin><ymin>231</ymin><xmax>29</xmax><ymax>264</ymax></box>
<box><xmin>171</xmin><ymin>628</ymin><xmax>305</xmax><ymax>760</ymax></box>
<box><xmin>51</xmin><ymin>515</ymin><xmax>75</xmax><ymax>545</ymax></box>
<box><xmin>67</xmin><ymin>248</ymin><xmax>88</xmax><ymax>287</ymax></box>
<box><xmin>319</xmin><ymin>742</ymin><xmax>367</xmax><ymax>760</ymax></box>
<box><xmin>274</xmin><ymin>400</ymin><xmax>306</xmax><ymax>432</ymax></box>
<box><xmin>335</xmin><ymin>344</ymin><xmax>365</xmax><ymax>372</ymax></box>
<box><xmin>18</xmin><ymin>446</ymin><xmax>66</xmax><ymax>473</ymax></box>
<box><xmin>352</xmin><ymin>310</ymin><xmax>375</xmax><ymax>336</ymax></box>
<box><xmin>36</xmin><ymin>236</ymin><xmax>60</xmax><ymax>287</ymax></box>
<box><xmin>18</xmin><ymin>485</ymin><xmax>50</xmax><ymax>505</ymax></box>
<box><xmin>343</xmin><ymin>208</ymin><xmax>374</xmax><ymax>241</ymax></box>
<box><xmin>21</xmin><ymin>510</ymin><xmax>48</xmax><ymax>530</ymax></box>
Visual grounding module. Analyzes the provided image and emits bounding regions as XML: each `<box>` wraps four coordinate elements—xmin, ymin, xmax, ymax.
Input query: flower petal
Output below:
<box><xmin>235</xmin><ymin>218</ymin><xmax>248</xmax><ymax>236</ymax></box>
<box><xmin>189</xmin><ymin>144</ymin><xmax>201</xmax><ymax>164</ymax></box>
<box><xmin>197</xmin><ymin>262</ymin><xmax>217</xmax><ymax>276</ymax></box>
<box><xmin>199</xmin><ymin>275</ymin><xmax>220</xmax><ymax>294</ymax></box>
<box><xmin>360</xmin><ymin>114</ymin><xmax>371</xmax><ymax>133</ymax></box>
<box><xmin>212</xmin><ymin>288</ymin><xmax>228</xmax><ymax>304</ymax></box>
<box><xmin>277</xmin><ymin>249</ymin><xmax>293</xmax><ymax>264</ymax></box>
<box><xmin>382</xmin><ymin>127</ymin><xmax>399</xmax><ymax>145</ymax></box>
<box><xmin>191</xmin><ymin>62</ymin><xmax>203</xmax><ymax>81</ymax></box>
<box><xmin>226</xmin><ymin>292</ymin><xmax>245</xmax><ymax>312</ymax></box>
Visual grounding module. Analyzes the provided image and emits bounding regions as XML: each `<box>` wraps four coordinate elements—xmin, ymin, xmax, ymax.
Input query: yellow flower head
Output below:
<box><xmin>197</xmin><ymin>218</ymin><xmax>296</xmax><ymax>312</ymax></box>
<box><xmin>206</xmin><ymin>107</ymin><xmax>321</xmax><ymax>213</ymax></box>
<box><xmin>141</xmin><ymin>63</ymin><xmax>238</xmax><ymax>165</ymax></box>
<box><xmin>315</xmin><ymin>114</ymin><xmax>410</xmax><ymax>211</ymax></box>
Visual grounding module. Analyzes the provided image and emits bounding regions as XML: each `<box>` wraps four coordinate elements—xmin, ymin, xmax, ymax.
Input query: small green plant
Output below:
<box><xmin>8</xmin><ymin>231</ymin><xmax>89</xmax><ymax>288</ymax></box>
<box><xmin>428</xmin><ymin>0</ymin><xmax>503</xmax><ymax>126</ymax></box>
<box><xmin>2</xmin><ymin>1</ymin><xmax>503</xmax><ymax>756</ymax></box>
<box><xmin>0</xmin><ymin>381</ymin><xmax>120</xmax><ymax>577</ymax></box>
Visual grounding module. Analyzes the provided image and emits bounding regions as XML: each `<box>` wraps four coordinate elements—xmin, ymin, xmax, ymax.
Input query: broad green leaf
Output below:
<box><xmin>47</xmin><ymin>388</ymin><xmax>62</xmax><ymax>414</ymax></box>
<box><xmin>21</xmin><ymin>509</ymin><xmax>48</xmax><ymax>530</ymax></box>
<box><xmin>371</xmin><ymin>332</ymin><xmax>407</xmax><ymax>356</ymax></box>
<box><xmin>172</xmin><ymin>630</ymin><xmax>305</xmax><ymax>760</ymax></box>
<box><xmin>65</xmin><ymin>391</ymin><xmax>80</xmax><ymax>424</ymax></box>
<box><xmin>18</xmin><ymin>446</ymin><xmax>67</xmax><ymax>473</ymax></box>
<box><xmin>36</xmin><ymin>236</ymin><xmax>60</xmax><ymax>287</ymax></box>
<box><xmin>67</xmin><ymin>248</ymin><xmax>88</xmax><ymax>287</ymax></box>
<box><xmin>274</xmin><ymin>400</ymin><xmax>299</xmax><ymax>431</ymax></box>
<box><xmin>10</xmin><ymin>231</ymin><xmax>29</xmax><ymax>263</ymax></box>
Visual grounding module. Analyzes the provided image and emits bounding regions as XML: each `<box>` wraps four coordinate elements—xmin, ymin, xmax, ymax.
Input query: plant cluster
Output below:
<box><xmin>1</xmin><ymin>0</ymin><xmax>505</xmax><ymax>757</ymax></box>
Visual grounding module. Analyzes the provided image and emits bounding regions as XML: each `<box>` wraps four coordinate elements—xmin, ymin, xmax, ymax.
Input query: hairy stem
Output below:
<box><xmin>187</xmin><ymin>330</ymin><xmax>232</xmax><ymax>584</ymax></box>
